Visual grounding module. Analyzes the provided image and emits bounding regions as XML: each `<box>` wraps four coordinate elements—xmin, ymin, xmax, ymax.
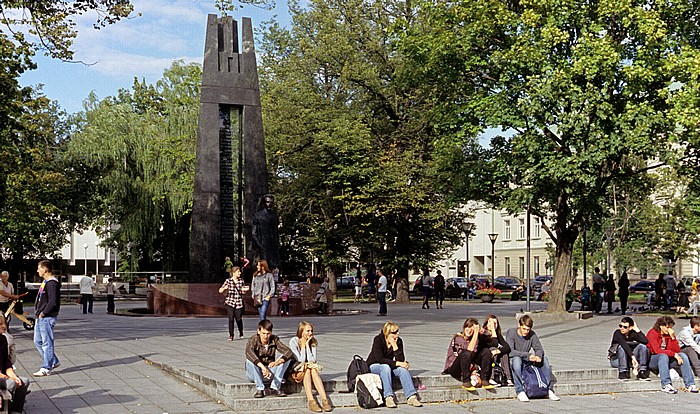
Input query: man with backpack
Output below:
<box><xmin>505</xmin><ymin>315</ymin><xmax>559</xmax><ymax>402</ymax></box>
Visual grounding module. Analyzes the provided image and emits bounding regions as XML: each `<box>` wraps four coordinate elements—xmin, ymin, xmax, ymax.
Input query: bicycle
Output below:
<box><xmin>3</xmin><ymin>293</ymin><xmax>35</xmax><ymax>331</ymax></box>
<box><xmin>361</xmin><ymin>285</ymin><xmax>393</xmax><ymax>302</ymax></box>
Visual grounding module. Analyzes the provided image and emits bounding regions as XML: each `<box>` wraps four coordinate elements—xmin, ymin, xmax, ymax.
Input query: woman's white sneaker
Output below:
<box><xmin>548</xmin><ymin>390</ymin><xmax>560</xmax><ymax>401</ymax></box>
<box><xmin>517</xmin><ymin>392</ymin><xmax>529</xmax><ymax>402</ymax></box>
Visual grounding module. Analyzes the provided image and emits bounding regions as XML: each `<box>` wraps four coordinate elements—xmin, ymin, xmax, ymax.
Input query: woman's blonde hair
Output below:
<box><xmin>296</xmin><ymin>321</ymin><xmax>318</xmax><ymax>347</ymax></box>
<box><xmin>382</xmin><ymin>321</ymin><xmax>400</xmax><ymax>338</ymax></box>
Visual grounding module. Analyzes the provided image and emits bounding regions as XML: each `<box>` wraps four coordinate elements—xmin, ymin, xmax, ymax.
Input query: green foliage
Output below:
<box><xmin>398</xmin><ymin>0</ymin><xmax>700</xmax><ymax>311</ymax></box>
<box><xmin>65</xmin><ymin>61</ymin><xmax>200</xmax><ymax>271</ymax></box>
<box><xmin>259</xmin><ymin>0</ymin><xmax>465</xmax><ymax>275</ymax></box>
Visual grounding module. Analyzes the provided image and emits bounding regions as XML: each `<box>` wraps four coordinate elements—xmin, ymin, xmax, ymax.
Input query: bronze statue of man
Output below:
<box><xmin>252</xmin><ymin>194</ymin><xmax>281</xmax><ymax>268</ymax></box>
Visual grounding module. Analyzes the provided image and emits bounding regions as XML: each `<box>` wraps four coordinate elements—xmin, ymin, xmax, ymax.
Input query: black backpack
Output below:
<box><xmin>491</xmin><ymin>363</ymin><xmax>508</xmax><ymax>387</ymax></box>
<box><xmin>347</xmin><ymin>355</ymin><xmax>370</xmax><ymax>392</ymax></box>
<box><xmin>356</xmin><ymin>373</ymin><xmax>382</xmax><ymax>409</ymax></box>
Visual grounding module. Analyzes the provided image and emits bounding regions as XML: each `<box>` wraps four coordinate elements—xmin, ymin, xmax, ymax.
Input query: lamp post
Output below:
<box><xmin>604</xmin><ymin>225</ymin><xmax>614</xmax><ymax>277</ymax></box>
<box><xmin>95</xmin><ymin>240</ymin><xmax>100</xmax><ymax>275</ymax></box>
<box><xmin>462</xmin><ymin>222</ymin><xmax>474</xmax><ymax>278</ymax></box>
<box><xmin>83</xmin><ymin>243</ymin><xmax>88</xmax><ymax>275</ymax></box>
<box><xmin>488</xmin><ymin>233</ymin><xmax>498</xmax><ymax>286</ymax></box>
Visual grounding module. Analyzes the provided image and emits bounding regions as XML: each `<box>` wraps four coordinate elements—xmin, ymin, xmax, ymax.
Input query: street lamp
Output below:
<box><xmin>95</xmin><ymin>240</ymin><xmax>100</xmax><ymax>275</ymax></box>
<box><xmin>462</xmin><ymin>222</ymin><xmax>474</xmax><ymax>278</ymax></box>
<box><xmin>604</xmin><ymin>225</ymin><xmax>614</xmax><ymax>277</ymax></box>
<box><xmin>83</xmin><ymin>243</ymin><xmax>88</xmax><ymax>275</ymax></box>
<box><xmin>488</xmin><ymin>233</ymin><xmax>498</xmax><ymax>286</ymax></box>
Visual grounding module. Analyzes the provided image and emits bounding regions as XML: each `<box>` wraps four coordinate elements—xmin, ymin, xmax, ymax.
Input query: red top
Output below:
<box><xmin>646</xmin><ymin>328</ymin><xmax>681</xmax><ymax>357</ymax></box>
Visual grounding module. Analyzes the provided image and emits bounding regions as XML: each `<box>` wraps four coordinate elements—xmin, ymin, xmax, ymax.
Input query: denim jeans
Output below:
<box><xmin>377</xmin><ymin>292</ymin><xmax>387</xmax><ymax>315</ymax></box>
<box><xmin>510</xmin><ymin>355</ymin><xmax>552</xmax><ymax>394</ymax></box>
<box><xmin>258</xmin><ymin>299</ymin><xmax>269</xmax><ymax>321</ymax></box>
<box><xmin>81</xmin><ymin>293</ymin><xmax>94</xmax><ymax>314</ymax></box>
<box><xmin>649</xmin><ymin>353</ymin><xmax>695</xmax><ymax>387</ymax></box>
<box><xmin>369</xmin><ymin>363</ymin><xmax>416</xmax><ymax>399</ymax></box>
<box><xmin>34</xmin><ymin>316</ymin><xmax>60</xmax><ymax>370</ymax></box>
<box><xmin>245</xmin><ymin>359</ymin><xmax>291</xmax><ymax>391</ymax></box>
<box><xmin>610</xmin><ymin>344</ymin><xmax>649</xmax><ymax>372</ymax></box>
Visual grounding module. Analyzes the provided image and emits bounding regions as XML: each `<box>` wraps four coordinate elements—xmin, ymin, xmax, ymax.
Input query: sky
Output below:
<box><xmin>18</xmin><ymin>0</ymin><xmax>293</xmax><ymax>115</ymax></box>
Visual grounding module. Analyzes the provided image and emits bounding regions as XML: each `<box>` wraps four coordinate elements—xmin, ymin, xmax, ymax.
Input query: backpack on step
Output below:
<box><xmin>522</xmin><ymin>362</ymin><xmax>549</xmax><ymax>399</ymax></box>
<box><xmin>356</xmin><ymin>373</ymin><xmax>383</xmax><ymax>409</ymax></box>
<box><xmin>346</xmin><ymin>355</ymin><xmax>370</xmax><ymax>392</ymax></box>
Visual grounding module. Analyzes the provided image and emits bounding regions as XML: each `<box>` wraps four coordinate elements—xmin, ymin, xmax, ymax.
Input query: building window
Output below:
<box><xmin>534</xmin><ymin>256</ymin><xmax>540</xmax><ymax>276</ymax></box>
<box><xmin>505</xmin><ymin>257</ymin><xmax>511</xmax><ymax>276</ymax></box>
<box><xmin>504</xmin><ymin>220</ymin><xmax>511</xmax><ymax>240</ymax></box>
<box><xmin>533</xmin><ymin>217</ymin><xmax>541</xmax><ymax>239</ymax></box>
<box><xmin>518</xmin><ymin>218</ymin><xmax>525</xmax><ymax>240</ymax></box>
<box><xmin>519</xmin><ymin>257</ymin><xmax>525</xmax><ymax>278</ymax></box>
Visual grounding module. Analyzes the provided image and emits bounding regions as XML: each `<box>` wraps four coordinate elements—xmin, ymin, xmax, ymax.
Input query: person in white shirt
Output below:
<box><xmin>377</xmin><ymin>269</ymin><xmax>388</xmax><ymax>316</ymax></box>
<box><xmin>0</xmin><ymin>271</ymin><xmax>18</xmax><ymax>319</ymax></box>
<box><xmin>79</xmin><ymin>272</ymin><xmax>95</xmax><ymax>314</ymax></box>
<box><xmin>678</xmin><ymin>316</ymin><xmax>700</xmax><ymax>377</ymax></box>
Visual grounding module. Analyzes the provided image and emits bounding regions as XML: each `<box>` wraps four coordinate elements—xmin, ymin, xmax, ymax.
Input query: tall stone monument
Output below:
<box><xmin>189</xmin><ymin>15</ymin><xmax>268</xmax><ymax>283</ymax></box>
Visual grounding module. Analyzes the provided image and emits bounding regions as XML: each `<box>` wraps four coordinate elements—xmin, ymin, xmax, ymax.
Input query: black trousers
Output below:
<box><xmin>107</xmin><ymin>294</ymin><xmax>115</xmax><ymax>313</ymax></box>
<box><xmin>444</xmin><ymin>348</ymin><xmax>492</xmax><ymax>383</ymax></box>
<box><xmin>81</xmin><ymin>294</ymin><xmax>94</xmax><ymax>314</ymax></box>
<box><xmin>226</xmin><ymin>305</ymin><xmax>244</xmax><ymax>337</ymax></box>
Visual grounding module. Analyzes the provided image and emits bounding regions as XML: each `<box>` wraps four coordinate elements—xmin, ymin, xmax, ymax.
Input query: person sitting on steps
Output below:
<box><xmin>245</xmin><ymin>319</ymin><xmax>293</xmax><ymax>398</ymax></box>
<box><xmin>442</xmin><ymin>318</ymin><xmax>495</xmax><ymax>391</ymax></box>
<box><xmin>646</xmin><ymin>315</ymin><xmax>699</xmax><ymax>394</ymax></box>
<box><xmin>608</xmin><ymin>316</ymin><xmax>650</xmax><ymax>381</ymax></box>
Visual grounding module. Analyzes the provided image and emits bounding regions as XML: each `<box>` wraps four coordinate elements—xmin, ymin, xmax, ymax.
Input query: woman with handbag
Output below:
<box><xmin>482</xmin><ymin>315</ymin><xmax>512</xmax><ymax>386</ymax></box>
<box><xmin>289</xmin><ymin>321</ymin><xmax>332</xmax><ymax>412</ymax></box>
<box><xmin>219</xmin><ymin>266</ymin><xmax>245</xmax><ymax>340</ymax></box>
<box><xmin>251</xmin><ymin>260</ymin><xmax>275</xmax><ymax>321</ymax></box>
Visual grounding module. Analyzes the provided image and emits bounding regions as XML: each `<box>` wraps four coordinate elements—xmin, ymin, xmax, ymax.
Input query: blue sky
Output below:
<box><xmin>19</xmin><ymin>0</ymin><xmax>293</xmax><ymax>115</ymax></box>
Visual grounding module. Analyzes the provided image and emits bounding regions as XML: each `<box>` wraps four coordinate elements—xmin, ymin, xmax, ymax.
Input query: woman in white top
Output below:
<box><xmin>289</xmin><ymin>321</ymin><xmax>331</xmax><ymax>412</ymax></box>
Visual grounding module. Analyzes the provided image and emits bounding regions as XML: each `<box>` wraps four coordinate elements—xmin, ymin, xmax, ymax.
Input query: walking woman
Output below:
<box><xmin>289</xmin><ymin>321</ymin><xmax>332</xmax><ymax>412</ymax></box>
<box><xmin>251</xmin><ymin>260</ymin><xmax>275</xmax><ymax>321</ymax></box>
<box><xmin>605</xmin><ymin>274</ymin><xmax>616</xmax><ymax>314</ymax></box>
<box><xmin>219</xmin><ymin>266</ymin><xmax>245</xmax><ymax>340</ymax></box>
<box><xmin>367</xmin><ymin>322</ymin><xmax>422</xmax><ymax>408</ymax></box>
<box><xmin>618</xmin><ymin>272</ymin><xmax>630</xmax><ymax>315</ymax></box>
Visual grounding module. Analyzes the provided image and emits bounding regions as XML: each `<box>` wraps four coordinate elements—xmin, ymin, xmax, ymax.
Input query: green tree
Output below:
<box><xmin>400</xmin><ymin>0</ymin><xmax>700</xmax><ymax>311</ymax></box>
<box><xmin>66</xmin><ymin>61</ymin><xmax>200</xmax><ymax>271</ymax></box>
<box><xmin>259</xmin><ymin>0</ymin><xmax>464</xmax><ymax>286</ymax></box>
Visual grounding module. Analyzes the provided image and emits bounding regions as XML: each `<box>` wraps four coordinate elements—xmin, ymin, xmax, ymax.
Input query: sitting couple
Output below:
<box><xmin>443</xmin><ymin>314</ymin><xmax>559</xmax><ymax>402</ymax></box>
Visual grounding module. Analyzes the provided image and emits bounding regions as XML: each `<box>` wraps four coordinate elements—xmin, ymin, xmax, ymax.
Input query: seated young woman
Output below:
<box><xmin>442</xmin><ymin>318</ymin><xmax>495</xmax><ymax>390</ymax></box>
<box><xmin>481</xmin><ymin>315</ymin><xmax>512</xmax><ymax>386</ymax></box>
<box><xmin>289</xmin><ymin>321</ymin><xmax>332</xmax><ymax>412</ymax></box>
<box><xmin>367</xmin><ymin>321</ymin><xmax>423</xmax><ymax>408</ymax></box>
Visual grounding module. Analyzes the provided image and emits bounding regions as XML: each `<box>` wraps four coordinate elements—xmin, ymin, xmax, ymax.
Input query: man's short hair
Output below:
<box><xmin>690</xmin><ymin>316</ymin><xmax>700</xmax><ymax>329</ymax></box>
<box><xmin>258</xmin><ymin>319</ymin><xmax>273</xmax><ymax>331</ymax></box>
<box><xmin>518</xmin><ymin>314</ymin><xmax>534</xmax><ymax>328</ymax></box>
<box><xmin>620</xmin><ymin>316</ymin><xmax>634</xmax><ymax>326</ymax></box>
<box><xmin>594</xmin><ymin>267</ymin><xmax>600</xmax><ymax>273</ymax></box>
<box><xmin>38</xmin><ymin>260</ymin><xmax>53</xmax><ymax>272</ymax></box>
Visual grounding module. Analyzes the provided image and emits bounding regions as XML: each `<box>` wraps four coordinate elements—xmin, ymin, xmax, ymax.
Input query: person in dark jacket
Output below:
<box><xmin>367</xmin><ymin>322</ymin><xmax>422</xmax><ymax>408</ymax></box>
<box><xmin>608</xmin><ymin>316</ymin><xmax>650</xmax><ymax>380</ymax></box>
<box><xmin>605</xmin><ymin>274</ymin><xmax>616</xmax><ymax>314</ymax></box>
<box><xmin>33</xmin><ymin>259</ymin><xmax>61</xmax><ymax>377</ymax></box>
<box><xmin>434</xmin><ymin>270</ymin><xmax>446</xmax><ymax>309</ymax></box>
<box><xmin>618</xmin><ymin>272</ymin><xmax>630</xmax><ymax>315</ymax></box>
<box><xmin>482</xmin><ymin>315</ymin><xmax>512</xmax><ymax>386</ymax></box>
<box><xmin>442</xmin><ymin>318</ymin><xmax>494</xmax><ymax>390</ymax></box>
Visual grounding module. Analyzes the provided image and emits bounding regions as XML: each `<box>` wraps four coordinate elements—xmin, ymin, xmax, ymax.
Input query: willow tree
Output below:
<box><xmin>66</xmin><ymin>61</ymin><xmax>200</xmax><ymax>271</ymax></box>
<box><xmin>399</xmin><ymin>0</ymin><xmax>700</xmax><ymax>311</ymax></box>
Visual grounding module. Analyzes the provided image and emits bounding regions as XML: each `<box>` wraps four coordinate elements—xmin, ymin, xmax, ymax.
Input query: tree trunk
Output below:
<box><xmin>394</xmin><ymin>267</ymin><xmax>411</xmax><ymax>303</ymax></box>
<box><xmin>547</xmin><ymin>230</ymin><xmax>577</xmax><ymax>313</ymax></box>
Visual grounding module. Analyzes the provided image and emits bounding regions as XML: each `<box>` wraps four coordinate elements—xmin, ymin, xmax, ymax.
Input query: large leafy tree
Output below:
<box><xmin>259</xmin><ymin>0</ymin><xmax>465</xmax><ymax>285</ymax></box>
<box><xmin>66</xmin><ymin>61</ymin><xmax>200</xmax><ymax>271</ymax></box>
<box><xmin>400</xmin><ymin>0</ymin><xmax>700</xmax><ymax>311</ymax></box>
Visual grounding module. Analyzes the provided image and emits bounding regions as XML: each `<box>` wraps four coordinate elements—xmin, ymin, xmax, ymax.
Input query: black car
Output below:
<box><xmin>494</xmin><ymin>276</ymin><xmax>523</xmax><ymax>291</ymax></box>
<box><xmin>335</xmin><ymin>276</ymin><xmax>356</xmax><ymax>290</ymax></box>
<box><xmin>531</xmin><ymin>275</ymin><xmax>553</xmax><ymax>293</ymax></box>
<box><xmin>629</xmin><ymin>280</ymin><xmax>655</xmax><ymax>293</ymax></box>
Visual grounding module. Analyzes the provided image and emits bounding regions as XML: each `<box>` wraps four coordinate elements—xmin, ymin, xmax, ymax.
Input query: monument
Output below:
<box><xmin>189</xmin><ymin>14</ymin><xmax>269</xmax><ymax>283</ymax></box>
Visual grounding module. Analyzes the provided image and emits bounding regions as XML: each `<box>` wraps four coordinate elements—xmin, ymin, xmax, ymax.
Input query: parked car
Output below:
<box><xmin>530</xmin><ymin>275</ymin><xmax>553</xmax><ymax>293</ymax></box>
<box><xmin>446</xmin><ymin>277</ymin><xmax>468</xmax><ymax>298</ymax></box>
<box><xmin>629</xmin><ymin>280</ymin><xmax>655</xmax><ymax>293</ymax></box>
<box><xmin>494</xmin><ymin>276</ymin><xmax>523</xmax><ymax>291</ymax></box>
<box><xmin>469</xmin><ymin>274</ymin><xmax>491</xmax><ymax>287</ymax></box>
<box><xmin>335</xmin><ymin>276</ymin><xmax>356</xmax><ymax>290</ymax></box>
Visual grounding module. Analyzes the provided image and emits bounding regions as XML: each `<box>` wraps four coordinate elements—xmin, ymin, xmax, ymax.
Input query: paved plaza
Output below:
<box><xmin>9</xmin><ymin>298</ymin><xmax>700</xmax><ymax>413</ymax></box>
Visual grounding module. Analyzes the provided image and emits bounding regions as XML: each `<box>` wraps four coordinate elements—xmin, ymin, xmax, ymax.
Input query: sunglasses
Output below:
<box><xmin>390</xmin><ymin>330</ymin><xmax>400</xmax><ymax>335</ymax></box>
<box><xmin>619</xmin><ymin>325</ymin><xmax>630</xmax><ymax>329</ymax></box>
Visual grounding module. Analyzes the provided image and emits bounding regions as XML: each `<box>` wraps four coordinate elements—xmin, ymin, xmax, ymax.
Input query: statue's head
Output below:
<box><xmin>263</xmin><ymin>194</ymin><xmax>274</xmax><ymax>209</ymax></box>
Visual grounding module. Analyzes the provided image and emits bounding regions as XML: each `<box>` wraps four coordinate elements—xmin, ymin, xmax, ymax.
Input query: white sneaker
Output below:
<box><xmin>688</xmin><ymin>384</ymin><xmax>699</xmax><ymax>393</ymax></box>
<box><xmin>489</xmin><ymin>379</ymin><xmax>501</xmax><ymax>387</ymax></box>
<box><xmin>548</xmin><ymin>390</ymin><xmax>560</xmax><ymax>401</ymax></box>
<box><xmin>662</xmin><ymin>384</ymin><xmax>678</xmax><ymax>394</ymax></box>
<box><xmin>517</xmin><ymin>392</ymin><xmax>529</xmax><ymax>402</ymax></box>
<box><xmin>33</xmin><ymin>368</ymin><xmax>51</xmax><ymax>377</ymax></box>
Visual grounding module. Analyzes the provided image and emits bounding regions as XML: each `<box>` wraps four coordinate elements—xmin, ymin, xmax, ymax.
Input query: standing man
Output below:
<box><xmin>505</xmin><ymin>315</ymin><xmax>560</xmax><ymax>402</ymax></box>
<box><xmin>377</xmin><ymin>268</ymin><xmax>388</xmax><ymax>316</ymax></box>
<box><xmin>592</xmin><ymin>267</ymin><xmax>604</xmax><ymax>314</ymax></box>
<box><xmin>105</xmin><ymin>277</ymin><xmax>116</xmax><ymax>314</ymax></box>
<box><xmin>79</xmin><ymin>271</ymin><xmax>95</xmax><ymax>314</ymax></box>
<box><xmin>0</xmin><ymin>271</ymin><xmax>18</xmax><ymax>321</ymax></box>
<box><xmin>664</xmin><ymin>273</ymin><xmax>677</xmax><ymax>309</ymax></box>
<box><xmin>434</xmin><ymin>270</ymin><xmax>446</xmax><ymax>309</ymax></box>
<box><xmin>245</xmin><ymin>319</ymin><xmax>293</xmax><ymax>398</ymax></box>
<box><xmin>33</xmin><ymin>259</ymin><xmax>61</xmax><ymax>376</ymax></box>
<box><xmin>608</xmin><ymin>317</ymin><xmax>650</xmax><ymax>380</ymax></box>
<box><xmin>420</xmin><ymin>270</ymin><xmax>432</xmax><ymax>310</ymax></box>
<box><xmin>677</xmin><ymin>316</ymin><xmax>700</xmax><ymax>378</ymax></box>
<box><xmin>354</xmin><ymin>271</ymin><xmax>362</xmax><ymax>303</ymax></box>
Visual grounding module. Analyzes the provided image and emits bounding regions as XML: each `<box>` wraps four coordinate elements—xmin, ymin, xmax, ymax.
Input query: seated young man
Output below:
<box><xmin>505</xmin><ymin>315</ymin><xmax>559</xmax><ymax>402</ymax></box>
<box><xmin>647</xmin><ymin>315</ymin><xmax>698</xmax><ymax>394</ymax></box>
<box><xmin>245</xmin><ymin>319</ymin><xmax>294</xmax><ymax>398</ymax></box>
<box><xmin>609</xmin><ymin>316</ymin><xmax>650</xmax><ymax>381</ymax></box>
<box><xmin>677</xmin><ymin>316</ymin><xmax>700</xmax><ymax>378</ymax></box>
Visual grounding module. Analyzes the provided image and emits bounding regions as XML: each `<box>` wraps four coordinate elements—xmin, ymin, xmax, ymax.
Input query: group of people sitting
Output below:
<box><xmin>244</xmin><ymin>314</ymin><xmax>559</xmax><ymax>410</ymax></box>
<box><xmin>610</xmin><ymin>315</ymin><xmax>700</xmax><ymax>394</ymax></box>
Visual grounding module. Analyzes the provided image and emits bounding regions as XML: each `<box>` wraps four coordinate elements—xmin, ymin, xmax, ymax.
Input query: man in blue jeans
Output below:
<box><xmin>33</xmin><ymin>259</ymin><xmax>61</xmax><ymax>377</ymax></box>
<box><xmin>245</xmin><ymin>319</ymin><xmax>293</xmax><ymax>398</ymax></box>
<box><xmin>505</xmin><ymin>315</ymin><xmax>559</xmax><ymax>402</ymax></box>
<box><xmin>608</xmin><ymin>316</ymin><xmax>651</xmax><ymax>380</ymax></box>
